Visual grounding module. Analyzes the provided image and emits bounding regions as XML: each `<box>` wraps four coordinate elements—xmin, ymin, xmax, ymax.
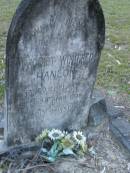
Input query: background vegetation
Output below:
<box><xmin>0</xmin><ymin>0</ymin><xmax>130</xmax><ymax>101</ymax></box>
<box><xmin>96</xmin><ymin>0</ymin><xmax>130</xmax><ymax>98</ymax></box>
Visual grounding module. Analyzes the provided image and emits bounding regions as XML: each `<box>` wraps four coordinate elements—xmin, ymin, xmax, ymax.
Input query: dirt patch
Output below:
<box><xmin>0</xmin><ymin>121</ymin><xmax>129</xmax><ymax>173</ymax></box>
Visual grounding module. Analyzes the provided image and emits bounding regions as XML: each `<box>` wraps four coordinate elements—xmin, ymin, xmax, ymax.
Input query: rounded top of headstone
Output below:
<box><xmin>6</xmin><ymin>0</ymin><xmax>105</xmax><ymax>55</ymax></box>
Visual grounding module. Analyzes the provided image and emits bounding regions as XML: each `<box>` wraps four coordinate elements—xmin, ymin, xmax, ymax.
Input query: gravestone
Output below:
<box><xmin>5</xmin><ymin>0</ymin><xmax>105</xmax><ymax>145</ymax></box>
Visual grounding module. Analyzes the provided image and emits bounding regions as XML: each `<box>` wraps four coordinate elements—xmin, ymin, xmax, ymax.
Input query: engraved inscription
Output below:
<box><xmin>20</xmin><ymin>51</ymin><xmax>95</xmax><ymax>82</ymax></box>
<box><xmin>18</xmin><ymin>51</ymin><xmax>95</xmax><ymax>115</ymax></box>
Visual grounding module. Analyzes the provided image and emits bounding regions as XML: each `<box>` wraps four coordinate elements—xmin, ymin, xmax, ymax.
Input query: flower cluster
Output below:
<box><xmin>36</xmin><ymin>129</ymin><xmax>88</xmax><ymax>162</ymax></box>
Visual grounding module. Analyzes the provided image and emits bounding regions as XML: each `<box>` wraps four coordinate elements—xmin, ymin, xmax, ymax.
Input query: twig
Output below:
<box><xmin>23</xmin><ymin>150</ymin><xmax>40</xmax><ymax>173</ymax></box>
<box><xmin>2</xmin><ymin>156</ymin><xmax>14</xmax><ymax>162</ymax></box>
<box><xmin>0</xmin><ymin>143</ymin><xmax>40</xmax><ymax>159</ymax></box>
<box><xmin>79</xmin><ymin>163</ymin><xmax>96</xmax><ymax>169</ymax></box>
<box><xmin>7</xmin><ymin>163</ymin><xmax>13</xmax><ymax>173</ymax></box>
<box><xmin>19</xmin><ymin>164</ymin><xmax>55</xmax><ymax>172</ymax></box>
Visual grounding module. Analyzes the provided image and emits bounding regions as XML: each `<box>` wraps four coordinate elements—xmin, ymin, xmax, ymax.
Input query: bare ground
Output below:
<box><xmin>0</xmin><ymin>120</ymin><xmax>130</xmax><ymax>173</ymax></box>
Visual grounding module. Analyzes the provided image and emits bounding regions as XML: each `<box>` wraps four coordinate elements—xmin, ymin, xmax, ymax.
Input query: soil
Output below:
<box><xmin>0</xmin><ymin>120</ymin><xmax>130</xmax><ymax>173</ymax></box>
<box><xmin>95</xmin><ymin>88</ymin><xmax>130</xmax><ymax>121</ymax></box>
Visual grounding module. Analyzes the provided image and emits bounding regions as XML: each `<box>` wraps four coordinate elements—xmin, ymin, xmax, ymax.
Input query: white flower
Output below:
<box><xmin>73</xmin><ymin>131</ymin><xmax>86</xmax><ymax>145</ymax></box>
<box><xmin>36</xmin><ymin>129</ymin><xmax>49</xmax><ymax>142</ymax></box>
<box><xmin>65</xmin><ymin>134</ymin><xmax>71</xmax><ymax>140</ymax></box>
<box><xmin>63</xmin><ymin>131</ymin><xmax>68</xmax><ymax>135</ymax></box>
<box><xmin>48</xmin><ymin>129</ymin><xmax>64</xmax><ymax>141</ymax></box>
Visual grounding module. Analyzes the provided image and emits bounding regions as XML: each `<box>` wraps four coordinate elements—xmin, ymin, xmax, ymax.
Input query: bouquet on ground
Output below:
<box><xmin>36</xmin><ymin>129</ymin><xmax>88</xmax><ymax>162</ymax></box>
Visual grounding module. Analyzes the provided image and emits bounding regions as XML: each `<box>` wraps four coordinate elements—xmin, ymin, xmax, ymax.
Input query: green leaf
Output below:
<box><xmin>41</xmin><ymin>148</ymin><xmax>48</xmax><ymax>154</ymax></box>
<box><xmin>63</xmin><ymin>148</ymin><xmax>75</xmax><ymax>156</ymax></box>
<box><xmin>81</xmin><ymin>144</ymin><xmax>88</xmax><ymax>153</ymax></box>
<box><xmin>77</xmin><ymin>149</ymin><xmax>84</xmax><ymax>157</ymax></box>
<box><xmin>88</xmin><ymin>147</ymin><xmax>96</xmax><ymax>156</ymax></box>
<box><xmin>48</xmin><ymin>141</ymin><xmax>60</xmax><ymax>159</ymax></box>
<box><xmin>48</xmin><ymin>157</ymin><xmax>56</xmax><ymax>162</ymax></box>
<box><xmin>40</xmin><ymin>155</ymin><xmax>56</xmax><ymax>162</ymax></box>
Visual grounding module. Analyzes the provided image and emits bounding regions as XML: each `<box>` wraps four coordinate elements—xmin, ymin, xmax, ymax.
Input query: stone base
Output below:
<box><xmin>88</xmin><ymin>90</ymin><xmax>107</xmax><ymax>126</ymax></box>
<box><xmin>87</xmin><ymin>90</ymin><xmax>130</xmax><ymax>158</ymax></box>
<box><xmin>110</xmin><ymin>118</ymin><xmax>130</xmax><ymax>158</ymax></box>
<box><xmin>88</xmin><ymin>90</ymin><xmax>124</xmax><ymax>126</ymax></box>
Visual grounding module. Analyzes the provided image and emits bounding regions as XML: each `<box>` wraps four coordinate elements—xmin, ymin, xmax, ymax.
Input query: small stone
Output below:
<box><xmin>110</xmin><ymin>118</ymin><xmax>130</xmax><ymax>156</ymax></box>
<box><xmin>20</xmin><ymin>151</ymin><xmax>34</xmax><ymax>159</ymax></box>
<box><xmin>88</xmin><ymin>91</ymin><xmax>107</xmax><ymax>127</ymax></box>
<box><xmin>0</xmin><ymin>140</ymin><xmax>7</xmax><ymax>152</ymax></box>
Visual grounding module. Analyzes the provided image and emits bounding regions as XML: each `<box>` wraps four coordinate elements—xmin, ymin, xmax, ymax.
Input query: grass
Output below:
<box><xmin>0</xmin><ymin>0</ymin><xmax>130</xmax><ymax>101</ymax></box>
<box><xmin>97</xmin><ymin>0</ymin><xmax>130</xmax><ymax>96</ymax></box>
<box><xmin>0</xmin><ymin>0</ymin><xmax>21</xmax><ymax>100</ymax></box>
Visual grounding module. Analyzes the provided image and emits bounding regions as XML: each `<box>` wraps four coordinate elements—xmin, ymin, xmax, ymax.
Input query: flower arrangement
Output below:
<box><xmin>36</xmin><ymin>129</ymin><xmax>88</xmax><ymax>162</ymax></box>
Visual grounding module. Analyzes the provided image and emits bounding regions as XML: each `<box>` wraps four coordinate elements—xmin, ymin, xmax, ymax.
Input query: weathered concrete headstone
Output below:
<box><xmin>5</xmin><ymin>0</ymin><xmax>105</xmax><ymax>145</ymax></box>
